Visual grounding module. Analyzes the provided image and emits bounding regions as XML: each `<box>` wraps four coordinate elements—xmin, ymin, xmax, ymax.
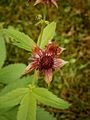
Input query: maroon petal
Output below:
<box><xmin>45</xmin><ymin>42</ymin><xmax>65</xmax><ymax>56</ymax></box>
<box><xmin>45</xmin><ymin>42</ymin><xmax>58</xmax><ymax>56</ymax></box>
<box><xmin>22</xmin><ymin>61</ymin><xmax>38</xmax><ymax>75</ymax></box>
<box><xmin>53</xmin><ymin>58</ymin><xmax>68</xmax><ymax>69</ymax></box>
<box><xmin>57</xmin><ymin>47</ymin><xmax>66</xmax><ymax>56</ymax></box>
<box><xmin>44</xmin><ymin>69</ymin><xmax>53</xmax><ymax>86</ymax></box>
<box><xmin>32</xmin><ymin>46</ymin><xmax>43</xmax><ymax>58</ymax></box>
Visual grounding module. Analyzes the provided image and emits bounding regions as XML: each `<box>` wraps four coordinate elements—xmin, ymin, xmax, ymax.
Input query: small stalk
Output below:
<box><xmin>32</xmin><ymin>6</ymin><xmax>47</xmax><ymax>85</ymax></box>
<box><xmin>31</xmin><ymin>70</ymin><xmax>39</xmax><ymax>85</ymax></box>
<box><xmin>37</xmin><ymin>5</ymin><xmax>47</xmax><ymax>46</ymax></box>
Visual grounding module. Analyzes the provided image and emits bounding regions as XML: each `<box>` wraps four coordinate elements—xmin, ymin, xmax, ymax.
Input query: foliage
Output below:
<box><xmin>33</xmin><ymin>87</ymin><xmax>70</xmax><ymax>109</ymax></box>
<box><xmin>3</xmin><ymin>27</ymin><xmax>36</xmax><ymax>52</ymax></box>
<box><xmin>0</xmin><ymin>86</ymin><xmax>70</xmax><ymax>120</ymax></box>
<box><xmin>39</xmin><ymin>22</ymin><xmax>56</xmax><ymax>48</ymax></box>
<box><xmin>37</xmin><ymin>108</ymin><xmax>56</xmax><ymax>120</ymax></box>
<box><xmin>0</xmin><ymin>88</ymin><xmax>29</xmax><ymax>108</ymax></box>
<box><xmin>0</xmin><ymin>107</ymin><xmax>56</xmax><ymax>120</ymax></box>
<box><xmin>0</xmin><ymin>76</ymin><xmax>33</xmax><ymax>95</ymax></box>
<box><xmin>17</xmin><ymin>92</ymin><xmax>36</xmax><ymax>120</ymax></box>
<box><xmin>0</xmin><ymin>64</ymin><xmax>26</xmax><ymax>84</ymax></box>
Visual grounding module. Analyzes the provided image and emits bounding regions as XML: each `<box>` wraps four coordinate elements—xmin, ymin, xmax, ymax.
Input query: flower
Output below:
<box><xmin>23</xmin><ymin>42</ymin><xmax>67</xmax><ymax>85</ymax></box>
<box><xmin>34</xmin><ymin>0</ymin><xmax>58</xmax><ymax>8</ymax></box>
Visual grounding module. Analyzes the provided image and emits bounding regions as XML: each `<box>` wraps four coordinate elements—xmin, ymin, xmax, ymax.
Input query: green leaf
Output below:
<box><xmin>0</xmin><ymin>64</ymin><xmax>26</xmax><ymax>84</ymax></box>
<box><xmin>0</xmin><ymin>116</ymin><xmax>6</xmax><ymax>120</ymax></box>
<box><xmin>0</xmin><ymin>107</ymin><xmax>17</xmax><ymax>120</ymax></box>
<box><xmin>0</xmin><ymin>107</ymin><xmax>56</xmax><ymax>120</ymax></box>
<box><xmin>37</xmin><ymin>108</ymin><xmax>56</xmax><ymax>120</ymax></box>
<box><xmin>4</xmin><ymin>27</ymin><xmax>36</xmax><ymax>52</ymax></box>
<box><xmin>0</xmin><ymin>75</ymin><xmax>33</xmax><ymax>95</ymax></box>
<box><xmin>17</xmin><ymin>92</ymin><xmax>36</xmax><ymax>120</ymax></box>
<box><xmin>40</xmin><ymin>22</ymin><xmax>56</xmax><ymax>49</ymax></box>
<box><xmin>0</xmin><ymin>88</ymin><xmax>29</xmax><ymax>109</ymax></box>
<box><xmin>33</xmin><ymin>88</ymin><xmax>70</xmax><ymax>109</ymax></box>
<box><xmin>0</xmin><ymin>35</ymin><xmax>6</xmax><ymax>68</ymax></box>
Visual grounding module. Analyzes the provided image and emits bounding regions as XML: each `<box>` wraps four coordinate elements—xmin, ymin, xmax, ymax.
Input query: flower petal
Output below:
<box><xmin>34</xmin><ymin>0</ymin><xmax>42</xmax><ymax>6</ymax></box>
<box><xmin>32</xmin><ymin>46</ymin><xmax>43</xmax><ymax>58</ymax></box>
<box><xmin>22</xmin><ymin>62</ymin><xmax>38</xmax><ymax>75</ymax></box>
<box><xmin>57</xmin><ymin>47</ymin><xmax>66</xmax><ymax>55</ymax></box>
<box><xmin>34</xmin><ymin>0</ymin><xmax>58</xmax><ymax>8</ymax></box>
<box><xmin>45</xmin><ymin>42</ymin><xmax>65</xmax><ymax>56</ymax></box>
<box><xmin>51</xmin><ymin>0</ymin><xmax>58</xmax><ymax>8</ymax></box>
<box><xmin>53</xmin><ymin>58</ymin><xmax>68</xmax><ymax>69</ymax></box>
<box><xmin>45</xmin><ymin>42</ymin><xmax>58</xmax><ymax>56</ymax></box>
<box><xmin>44</xmin><ymin>69</ymin><xmax>53</xmax><ymax>86</ymax></box>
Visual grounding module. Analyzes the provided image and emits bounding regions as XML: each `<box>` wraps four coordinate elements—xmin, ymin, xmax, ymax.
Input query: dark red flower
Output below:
<box><xmin>34</xmin><ymin>0</ymin><xmax>58</xmax><ymax>8</ymax></box>
<box><xmin>23</xmin><ymin>42</ymin><xmax>67</xmax><ymax>85</ymax></box>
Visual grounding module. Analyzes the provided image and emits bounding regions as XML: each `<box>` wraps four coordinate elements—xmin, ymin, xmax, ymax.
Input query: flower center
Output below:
<box><xmin>39</xmin><ymin>55</ymin><xmax>54</xmax><ymax>70</ymax></box>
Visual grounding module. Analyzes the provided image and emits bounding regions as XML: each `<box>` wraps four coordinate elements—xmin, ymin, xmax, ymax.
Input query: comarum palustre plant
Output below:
<box><xmin>0</xmin><ymin>1</ymin><xmax>71</xmax><ymax>120</ymax></box>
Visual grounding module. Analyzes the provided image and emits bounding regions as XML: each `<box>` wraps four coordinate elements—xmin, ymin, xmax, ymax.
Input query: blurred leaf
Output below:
<box><xmin>0</xmin><ymin>64</ymin><xmax>26</xmax><ymax>84</ymax></box>
<box><xmin>33</xmin><ymin>87</ymin><xmax>70</xmax><ymax>109</ymax></box>
<box><xmin>0</xmin><ymin>35</ymin><xmax>6</xmax><ymax>68</ymax></box>
<box><xmin>40</xmin><ymin>22</ymin><xmax>56</xmax><ymax>49</ymax></box>
<box><xmin>0</xmin><ymin>88</ymin><xmax>29</xmax><ymax>109</ymax></box>
<box><xmin>17</xmin><ymin>92</ymin><xmax>36</xmax><ymax>120</ymax></box>
<box><xmin>37</xmin><ymin>108</ymin><xmax>56</xmax><ymax>120</ymax></box>
<box><xmin>0</xmin><ymin>107</ymin><xmax>17</xmax><ymax>120</ymax></box>
<box><xmin>3</xmin><ymin>27</ymin><xmax>36</xmax><ymax>52</ymax></box>
<box><xmin>0</xmin><ymin>75</ymin><xmax>33</xmax><ymax>95</ymax></box>
<box><xmin>0</xmin><ymin>107</ymin><xmax>56</xmax><ymax>120</ymax></box>
<box><xmin>0</xmin><ymin>116</ymin><xmax>6</xmax><ymax>120</ymax></box>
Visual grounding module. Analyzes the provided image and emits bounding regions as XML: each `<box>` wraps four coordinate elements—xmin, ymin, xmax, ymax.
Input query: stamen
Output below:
<box><xmin>38</xmin><ymin>55</ymin><xmax>54</xmax><ymax>70</ymax></box>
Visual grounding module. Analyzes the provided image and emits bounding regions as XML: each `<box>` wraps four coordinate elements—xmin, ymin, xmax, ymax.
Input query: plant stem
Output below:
<box><xmin>32</xmin><ymin>6</ymin><xmax>47</xmax><ymax>85</ymax></box>
<box><xmin>43</xmin><ymin>5</ymin><xmax>47</xmax><ymax>21</ymax></box>
<box><xmin>37</xmin><ymin>5</ymin><xmax>47</xmax><ymax>46</ymax></box>
<box><xmin>32</xmin><ymin>70</ymin><xmax>39</xmax><ymax>85</ymax></box>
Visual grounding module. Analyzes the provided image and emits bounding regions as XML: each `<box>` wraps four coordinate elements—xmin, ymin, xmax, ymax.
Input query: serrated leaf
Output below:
<box><xmin>33</xmin><ymin>88</ymin><xmax>70</xmax><ymax>109</ymax></box>
<box><xmin>3</xmin><ymin>27</ymin><xmax>36</xmax><ymax>52</ymax></box>
<box><xmin>0</xmin><ymin>64</ymin><xmax>26</xmax><ymax>84</ymax></box>
<box><xmin>37</xmin><ymin>108</ymin><xmax>56</xmax><ymax>120</ymax></box>
<box><xmin>17</xmin><ymin>92</ymin><xmax>36</xmax><ymax>120</ymax></box>
<box><xmin>0</xmin><ymin>75</ymin><xmax>33</xmax><ymax>95</ymax></box>
<box><xmin>0</xmin><ymin>88</ymin><xmax>29</xmax><ymax>109</ymax></box>
<box><xmin>0</xmin><ymin>35</ymin><xmax>6</xmax><ymax>68</ymax></box>
<box><xmin>40</xmin><ymin>22</ymin><xmax>56</xmax><ymax>49</ymax></box>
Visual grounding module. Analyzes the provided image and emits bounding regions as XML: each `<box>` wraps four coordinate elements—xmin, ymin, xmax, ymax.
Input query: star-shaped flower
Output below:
<box><xmin>23</xmin><ymin>42</ymin><xmax>67</xmax><ymax>85</ymax></box>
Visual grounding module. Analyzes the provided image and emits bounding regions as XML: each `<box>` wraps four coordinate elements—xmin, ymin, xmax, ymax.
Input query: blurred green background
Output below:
<box><xmin>0</xmin><ymin>0</ymin><xmax>90</xmax><ymax>119</ymax></box>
